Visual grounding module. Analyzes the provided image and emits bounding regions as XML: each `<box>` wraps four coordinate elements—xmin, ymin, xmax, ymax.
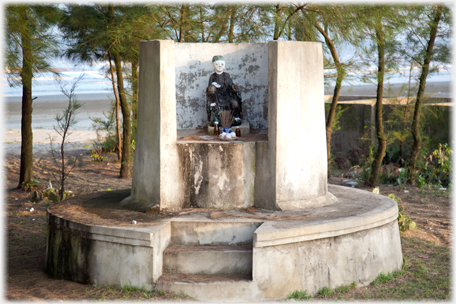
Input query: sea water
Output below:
<box><xmin>3</xmin><ymin>58</ymin><xmax>115</xmax><ymax>102</ymax></box>
<box><xmin>3</xmin><ymin>59</ymin><xmax>117</xmax><ymax>130</ymax></box>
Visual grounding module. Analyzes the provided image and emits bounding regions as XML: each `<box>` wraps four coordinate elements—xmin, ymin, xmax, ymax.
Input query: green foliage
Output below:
<box><xmin>287</xmin><ymin>290</ymin><xmax>311</xmax><ymax>300</ymax></box>
<box><xmin>380</xmin><ymin>167</ymin><xmax>408</xmax><ymax>186</ymax></box>
<box><xmin>389</xmin><ymin>194</ymin><xmax>416</xmax><ymax>231</ymax></box>
<box><xmin>325</xmin><ymin>104</ymin><xmax>351</xmax><ymax>134</ymax></box>
<box><xmin>334</xmin><ymin>282</ymin><xmax>356</xmax><ymax>294</ymax></box>
<box><xmin>431</xmin><ymin>143</ymin><xmax>452</xmax><ymax>178</ymax></box>
<box><xmin>91</xmin><ymin>109</ymin><xmax>118</xmax><ymax>153</ymax></box>
<box><xmin>42</xmin><ymin>187</ymin><xmax>73</xmax><ymax>203</ymax></box>
<box><xmin>23</xmin><ymin>179</ymin><xmax>41</xmax><ymax>191</ymax></box>
<box><xmin>316</xmin><ymin>286</ymin><xmax>332</xmax><ymax>298</ymax></box>
<box><xmin>311</xmin><ymin>282</ymin><xmax>357</xmax><ymax>299</ymax></box>
<box><xmin>396</xmin><ymin>168</ymin><xmax>408</xmax><ymax>185</ymax></box>
<box><xmin>372</xmin><ymin>271</ymin><xmax>396</xmax><ymax>285</ymax></box>
<box><xmin>416</xmin><ymin>175</ymin><xmax>427</xmax><ymax>188</ymax></box>
<box><xmin>5</xmin><ymin>5</ymin><xmax>62</xmax><ymax>85</ymax></box>
<box><xmin>358</xmin><ymin>145</ymin><xmax>376</xmax><ymax>183</ymax></box>
<box><xmin>85</xmin><ymin>142</ymin><xmax>106</xmax><ymax>162</ymax></box>
<box><xmin>415</xmin><ymin>143</ymin><xmax>452</xmax><ymax>187</ymax></box>
<box><xmin>383</xmin><ymin>143</ymin><xmax>401</xmax><ymax>165</ymax></box>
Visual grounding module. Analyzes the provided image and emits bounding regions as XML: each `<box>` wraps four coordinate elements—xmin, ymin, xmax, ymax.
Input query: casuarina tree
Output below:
<box><xmin>403</xmin><ymin>5</ymin><xmax>451</xmax><ymax>185</ymax></box>
<box><xmin>5</xmin><ymin>4</ymin><xmax>62</xmax><ymax>188</ymax></box>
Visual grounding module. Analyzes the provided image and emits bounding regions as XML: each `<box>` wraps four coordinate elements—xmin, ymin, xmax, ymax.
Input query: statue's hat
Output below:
<box><xmin>212</xmin><ymin>55</ymin><xmax>224</xmax><ymax>62</ymax></box>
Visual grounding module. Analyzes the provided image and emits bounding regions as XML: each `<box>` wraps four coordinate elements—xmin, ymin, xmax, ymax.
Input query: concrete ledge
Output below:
<box><xmin>119</xmin><ymin>196</ymin><xmax>159</xmax><ymax>213</ymax></box>
<box><xmin>276</xmin><ymin>191</ymin><xmax>338</xmax><ymax>210</ymax></box>
<box><xmin>254</xmin><ymin>185</ymin><xmax>398</xmax><ymax>247</ymax></box>
<box><xmin>47</xmin><ymin>213</ymin><xmax>159</xmax><ymax>247</ymax></box>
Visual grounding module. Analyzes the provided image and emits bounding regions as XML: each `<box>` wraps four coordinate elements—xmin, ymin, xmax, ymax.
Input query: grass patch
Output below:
<box><xmin>314</xmin><ymin>236</ymin><xmax>451</xmax><ymax>301</ymax></box>
<box><xmin>287</xmin><ymin>290</ymin><xmax>311</xmax><ymax>300</ymax></box>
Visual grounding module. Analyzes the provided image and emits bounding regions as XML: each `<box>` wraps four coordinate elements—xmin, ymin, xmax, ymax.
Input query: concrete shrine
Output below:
<box><xmin>123</xmin><ymin>40</ymin><xmax>336</xmax><ymax>211</ymax></box>
<box><xmin>45</xmin><ymin>40</ymin><xmax>403</xmax><ymax>301</ymax></box>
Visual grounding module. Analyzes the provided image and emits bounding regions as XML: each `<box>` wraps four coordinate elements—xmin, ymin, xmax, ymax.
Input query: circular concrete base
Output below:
<box><xmin>45</xmin><ymin>184</ymin><xmax>402</xmax><ymax>301</ymax></box>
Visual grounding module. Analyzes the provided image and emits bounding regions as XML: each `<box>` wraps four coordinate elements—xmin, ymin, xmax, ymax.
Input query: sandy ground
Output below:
<box><xmin>3</xmin><ymin>128</ymin><xmax>105</xmax><ymax>157</ymax></box>
<box><xmin>3</xmin><ymin>93</ymin><xmax>113</xmax><ymax>156</ymax></box>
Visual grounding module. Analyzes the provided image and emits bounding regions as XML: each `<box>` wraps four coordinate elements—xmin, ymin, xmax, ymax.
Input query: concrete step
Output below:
<box><xmin>156</xmin><ymin>273</ymin><xmax>261</xmax><ymax>302</ymax></box>
<box><xmin>170</xmin><ymin>221</ymin><xmax>260</xmax><ymax>246</ymax></box>
<box><xmin>163</xmin><ymin>244</ymin><xmax>252</xmax><ymax>275</ymax></box>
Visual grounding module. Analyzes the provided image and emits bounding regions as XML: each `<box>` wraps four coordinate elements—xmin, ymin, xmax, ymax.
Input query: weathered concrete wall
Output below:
<box><xmin>176</xmin><ymin>141</ymin><xmax>256</xmax><ymax>209</ymax></box>
<box><xmin>89</xmin><ymin>238</ymin><xmax>154</xmax><ymax>288</ymax></box>
<box><xmin>253</xmin><ymin>220</ymin><xmax>403</xmax><ymax>298</ymax></box>
<box><xmin>45</xmin><ymin>219</ymin><xmax>92</xmax><ymax>284</ymax></box>
<box><xmin>45</xmin><ymin>214</ymin><xmax>162</xmax><ymax>290</ymax></box>
<box><xmin>174</xmin><ymin>43</ymin><xmax>269</xmax><ymax>129</ymax></box>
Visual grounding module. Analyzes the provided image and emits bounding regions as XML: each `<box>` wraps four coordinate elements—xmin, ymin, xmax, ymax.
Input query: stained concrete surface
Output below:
<box><xmin>46</xmin><ymin>184</ymin><xmax>402</xmax><ymax>301</ymax></box>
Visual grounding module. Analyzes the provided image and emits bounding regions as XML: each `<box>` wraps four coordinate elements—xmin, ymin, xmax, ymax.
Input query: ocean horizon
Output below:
<box><xmin>3</xmin><ymin>58</ymin><xmax>452</xmax><ymax>102</ymax></box>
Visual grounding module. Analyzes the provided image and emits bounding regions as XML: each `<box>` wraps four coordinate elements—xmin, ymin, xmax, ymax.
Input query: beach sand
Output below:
<box><xmin>3</xmin><ymin>93</ymin><xmax>113</xmax><ymax>156</ymax></box>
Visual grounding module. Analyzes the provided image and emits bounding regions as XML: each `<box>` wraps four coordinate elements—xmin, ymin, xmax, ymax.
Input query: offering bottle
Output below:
<box><xmin>214</xmin><ymin>122</ymin><xmax>220</xmax><ymax>135</ymax></box>
<box><xmin>235</xmin><ymin>127</ymin><xmax>241</xmax><ymax>137</ymax></box>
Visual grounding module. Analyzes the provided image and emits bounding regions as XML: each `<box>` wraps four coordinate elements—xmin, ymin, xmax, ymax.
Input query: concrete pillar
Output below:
<box><xmin>255</xmin><ymin>41</ymin><xmax>336</xmax><ymax>210</ymax></box>
<box><xmin>127</xmin><ymin>40</ymin><xmax>185</xmax><ymax>211</ymax></box>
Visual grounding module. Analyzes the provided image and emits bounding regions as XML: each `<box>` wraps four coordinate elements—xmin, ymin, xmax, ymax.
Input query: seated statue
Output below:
<box><xmin>206</xmin><ymin>55</ymin><xmax>243</xmax><ymax>127</ymax></box>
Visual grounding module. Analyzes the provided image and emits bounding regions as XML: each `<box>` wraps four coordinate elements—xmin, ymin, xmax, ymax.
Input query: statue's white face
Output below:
<box><xmin>213</xmin><ymin>60</ymin><xmax>225</xmax><ymax>74</ymax></box>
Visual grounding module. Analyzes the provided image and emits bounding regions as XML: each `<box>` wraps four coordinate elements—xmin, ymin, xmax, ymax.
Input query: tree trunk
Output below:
<box><xmin>130</xmin><ymin>59</ymin><xmax>139</xmax><ymax>141</ymax></box>
<box><xmin>408</xmin><ymin>6</ymin><xmax>443</xmax><ymax>185</ymax></box>
<box><xmin>212</xmin><ymin>7</ymin><xmax>230</xmax><ymax>43</ymax></box>
<box><xmin>369</xmin><ymin>23</ymin><xmax>387</xmax><ymax>187</ymax></box>
<box><xmin>131</xmin><ymin>59</ymin><xmax>139</xmax><ymax>122</ymax></box>
<box><xmin>273</xmin><ymin>4</ymin><xmax>282</xmax><ymax>40</ymax></box>
<box><xmin>18</xmin><ymin>6</ymin><xmax>34</xmax><ymax>188</ymax></box>
<box><xmin>400</xmin><ymin>64</ymin><xmax>414</xmax><ymax>160</ymax></box>
<box><xmin>113</xmin><ymin>50</ymin><xmax>132</xmax><ymax>178</ymax></box>
<box><xmin>108</xmin><ymin>52</ymin><xmax>122</xmax><ymax>160</ymax></box>
<box><xmin>314</xmin><ymin>21</ymin><xmax>344</xmax><ymax>173</ymax></box>
<box><xmin>228</xmin><ymin>7</ymin><xmax>236</xmax><ymax>43</ymax></box>
<box><xmin>199</xmin><ymin>4</ymin><xmax>205</xmax><ymax>42</ymax></box>
<box><xmin>179</xmin><ymin>4</ymin><xmax>185</xmax><ymax>42</ymax></box>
